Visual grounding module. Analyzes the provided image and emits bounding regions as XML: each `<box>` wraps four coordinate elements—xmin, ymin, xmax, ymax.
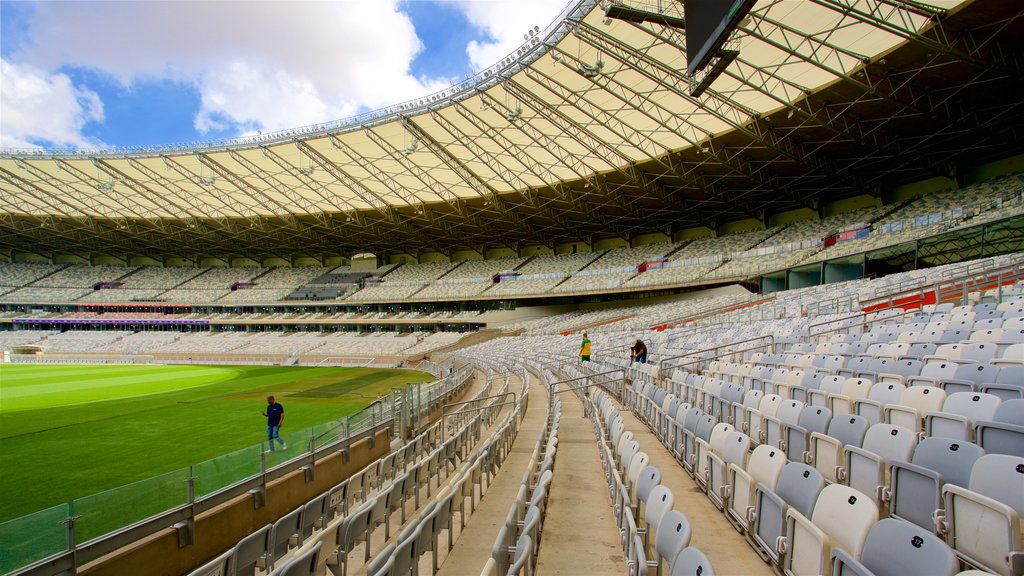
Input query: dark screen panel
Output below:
<box><xmin>684</xmin><ymin>0</ymin><xmax>756</xmax><ymax>75</ymax></box>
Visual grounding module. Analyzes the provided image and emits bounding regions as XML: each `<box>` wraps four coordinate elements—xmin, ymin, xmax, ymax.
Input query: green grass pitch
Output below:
<box><xmin>0</xmin><ymin>363</ymin><xmax>434</xmax><ymax>523</ymax></box>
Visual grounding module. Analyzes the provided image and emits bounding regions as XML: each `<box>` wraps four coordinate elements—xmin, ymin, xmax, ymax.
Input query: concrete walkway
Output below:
<box><xmin>534</xmin><ymin>387</ymin><xmax>625</xmax><ymax>575</ymax></box>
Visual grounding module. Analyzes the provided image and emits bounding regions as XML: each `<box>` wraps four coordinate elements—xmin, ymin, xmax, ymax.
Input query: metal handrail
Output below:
<box><xmin>656</xmin><ymin>334</ymin><xmax>775</xmax><ymax>376</ymax></box>
<box><xmin>548</xmin><ymin>368</ymin><xmax>627</xmax><ymax>405</ymax></box>
<box><xmin>807</xmin><ymin>307</ymin><xmax>923</xmax><ymax>341</ymax></box>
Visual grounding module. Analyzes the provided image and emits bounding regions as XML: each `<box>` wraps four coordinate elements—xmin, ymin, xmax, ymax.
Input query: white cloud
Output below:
<box><xmin>0</xmin><ymin>58</ymin><xmax>105</xmax><ymax>149</ymax></box>
<box><xmin>1</xmin><ymin>0</ymin><xmax>571</xmax><ymax>146</ymax></box>
<box><xmin>7</xmin><ymin>1</ymin><xmax>455</xmax><ymax>138</ymax></box>
<box><xmin>450</xmin><ymin>0</ymin><xmax>571</xmax><ymax>72</ymax></box>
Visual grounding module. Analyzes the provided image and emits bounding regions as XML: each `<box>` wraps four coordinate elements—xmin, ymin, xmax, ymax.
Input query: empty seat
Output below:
<box><xmin>235</xmin><ymin>524</ymin><xmax>272</xmax><ymax>575</ymax></box>
<box><xmin>830</xmin><ymin>518</ymin><xmax>957</xmax><ymax>576</ymax></box>
<box><xmin>751</xmin><ymin>462</ymin><xmax>825</xmax><ymax>565</ymax></box>
<box><xmin>726</xmin><ymin>444</ymin><xmax>786</xmax><ymax>534</ymax></box>
<box><xmin>975</xmin><ymin>402</ymin><xmax>1024</xmax><ymax>457</ymax></box>
<box><xmin>783</xmin><ymin>405</ymin><xmax>831</xmax><ymax>464</ymax></box>
<box><xmin>925</xmin><ymin>392</ymin><xmax>1001</xmax><ymax>441</ymax></box>
<box><xmin>886</xmin><ymin>386</ymin><xmax>947</xmax><ymax>434</ymax></box>
<box><xmin>809</xmin><ymin>414</ymin><xmax>869</xmax><ymax>483</ymax></box>
<box><xmin>888</xmin><ymin>436</ymin><xmax>985</xmax><ymax>532</ymax></box>
<box><xmin>648</xmin><ymin>510</ymin><xmax>692</xmax><ymax>574</ymax></box>
<box><xmin>782</xmin><ymin>483</ymin><xmax>879</xmax><ymax>576</ymax></box>
<box><xmin>940</xmin><ymin>453</ymin><xmax>1024</xmax><ymax>575</ymax></box>
<box><xmin>267</xmin><ymin>541</ymin><xmax>321</xmax><ymax>576</ymax></box>
<box><xmin>982</xmin><ymin>365</ymin><xmax>1024</xmax><ymax>400</ymax></box>
<box><xmin>706</xmin><ymin>431</ymin><xmax>751</xmax><ymax>510</ymax></box>
<box><xmin>940</xmin><ymin>363</ymin><xmax>1000</xmax><ymax>394</ymax></box>
<box><xmin>669</xmin><ymin>546</ymin><xmax>715</xmax><ymax>576</ymax></box>
<box><xmin>854</xmin><ymin>381</ymin><xmax>905</xmax><ymax>425</ymax></box>
<box><xmin>844</xmin><ymin>423</ymin><xmax>918</xmax><ymax>505</ymax></box>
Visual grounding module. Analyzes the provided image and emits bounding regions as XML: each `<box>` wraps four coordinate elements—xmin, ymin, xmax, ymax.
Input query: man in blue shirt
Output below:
<box><xmin>263</xmin><ymin>395</ymin><xmax>286</xmax><ymax>451</ymax></box>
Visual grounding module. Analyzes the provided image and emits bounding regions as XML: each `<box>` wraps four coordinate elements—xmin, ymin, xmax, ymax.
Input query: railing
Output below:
<box><xmin>2</xmin><ymin>364</ymin><xmax>471</xmax><ymax>576</ymax></box>
<box><xmin>656</xmin><ymin>334</ymin><xmax>775</xmax><ymax>378</ymax></box>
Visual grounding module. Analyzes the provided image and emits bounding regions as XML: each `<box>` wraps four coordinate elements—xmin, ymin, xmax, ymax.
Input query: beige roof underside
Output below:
<box><xmin>0</xmin><ymin>0</ymin><xmax>964</xmax><ymax>219</ymax></box>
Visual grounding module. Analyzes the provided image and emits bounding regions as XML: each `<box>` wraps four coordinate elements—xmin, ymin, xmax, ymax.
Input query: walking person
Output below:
<box><xmin>263</xmin><ymin>395</ymin><xmax>286</xmax><ymax>452</ymax></box>
<box><xmin>580</xmin><ymin>331</ymin><xmax>591</xmax><ymax>363</ymax></box>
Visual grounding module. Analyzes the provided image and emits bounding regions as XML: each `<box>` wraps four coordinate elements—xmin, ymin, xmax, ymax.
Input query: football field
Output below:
<box><xmin>0</xmin><ymin>363</ymin><xmax>433</xmax><ymax>523</ymax></box>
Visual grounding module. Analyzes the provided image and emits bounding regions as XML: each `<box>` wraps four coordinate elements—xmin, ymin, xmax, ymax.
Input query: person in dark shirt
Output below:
<box><xmin>263</xmin><ymin>395</ymin><xmax>286</xmax><ymax>452</ymax></box>
<box><xmin>630</xmin><ymin>339</ymin><xmax>648</xmax><ymax>364</ymax></box>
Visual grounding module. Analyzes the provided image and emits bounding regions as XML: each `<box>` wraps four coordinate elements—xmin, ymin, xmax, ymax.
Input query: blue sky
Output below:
<box><xmin>0</xmin><ymin>0</ymin><xmax>568</xmax><ymax>150</ymax></box>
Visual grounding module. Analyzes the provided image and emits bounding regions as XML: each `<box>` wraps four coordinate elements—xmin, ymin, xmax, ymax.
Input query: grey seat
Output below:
<box><xmin>941</xmin><ymin>453</ymin><xmax>1024</xmax><ymax>575</ymax></box>
<box><xmin>270</xmin><ymin>506</ymin><xmax>303</xmax><ymax>565</ymax></box>
<box><xmin>784</xmin><ymin>405</ymin><xmax>831</xmax><ymax>464</ymax></box>
<box><xmin>830</xmin><ymin>518</ymin><xmax>957</xmax><ymax>576</ymax></box>
<box><xmin>982</xmin><ymin>364</ymin><xmax>1024</xmax><ymax>399</ymax></box>
<box><xmin>328</xmin><ymin>498</ymin><xmax>374</xmax><ymax>576</ymax></box>
<box><xmin>365</xmin><ymin>543</ymin><xmax>395</xmax><ymax>576</ymax></box>
<box><xmin>507</xmin><ymin>534</ymin><xmax>533</xmax><ymax>576</ymax></box>
<box><xmin>185</xmin><ymin>547</ymin><xmax>235</xmax><ymax>576</ymax></box>
<box><xmin>267</xmin><ymin>541</ymin><xmax>322</xmax><ymax>576</ymax></box>
<box><xmin>844</xmin><ymin>423</ymin><xmax>918</xmax><ymax>505</ymax></box>
<box><xmin>301</xmin><ymin>492</ymin><xmax>328</xmax><ymax>540</ymax></box>
<box><xmin>975</xmin><ymin>419</ymin><xmax>1024</xmax><ymax>457</ymax></box>
<box><xmin>233</xmin><ymin>524</ymin><xmax>271</xmax><ymax>576</ymax></box>
<box><xmin>392</xmin><ymin>520</ymin><xmax>420</xmax><ymax>576</ymax></box>
<box><xmin>940</xmin><ymin>363</ymin><xmax>1000</xmax><ymax>394</ymax></box>
<box><xmin>633</xmin><ymin>466</ymin><xmax>661</xmax><ymax>519</ymax></box>
<box><xmin>669</xmin><ymin>546</ymin><xmax>715</xmax><ymax>576</ymax></box>
<box><xmin>648</xmin><ymin>510</ymin><xmax>692</xmax><ymax>575</ymax></box>
<box><xmin>751</xmin><ymin>462</ymin><xmax>824</xmax><ymax>564</ymax></box>
<box><xmin>887</xmin><ymin>436</ymin><xmax>984</xmax><ymax>531</ymax></box>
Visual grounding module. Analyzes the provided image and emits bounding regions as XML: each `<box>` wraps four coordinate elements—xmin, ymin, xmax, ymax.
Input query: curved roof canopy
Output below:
<box><xmin>1</xmin><ymin>0</ymin><xmax>1022</xmax><ymax>260</ymax></box>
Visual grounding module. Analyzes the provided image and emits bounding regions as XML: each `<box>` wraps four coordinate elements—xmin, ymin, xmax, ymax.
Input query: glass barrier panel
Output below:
<box><xmin>263</xmin><ymin>428</ymin><xmax>310</xmax><ymax>468</ymax></box>
<box><xmin>193</xmin><ymin>444</ymin><xmax>263</xmax><ymax>498</ymax></box>
<box><xmin>0</xmin><ymin>503</ymin><xmax>69</xmax><ymax>575</ymax></box>
<box><xmin>312</xmin><ymin>419</ymin><xmax>343</xmax><ymax>450</ymax></box>
<box><xmin>73</xmin><ymin>467</ymin><xmax>190</xmax><ymax>542</ymax></box>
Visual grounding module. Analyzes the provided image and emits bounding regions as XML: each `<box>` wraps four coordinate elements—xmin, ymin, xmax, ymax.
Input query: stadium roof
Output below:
<box><xmin>1</xmin><ymin>0</ymin><xmax>1022</xmax><ymax>260</ymax></box>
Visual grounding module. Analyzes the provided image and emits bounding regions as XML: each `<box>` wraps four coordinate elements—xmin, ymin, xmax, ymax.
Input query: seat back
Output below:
<box><xmin>234</xmin><ymin>524</ymin><xmax>271</xmax><ymax>575</ymax></box>
<box><xmin>827</xmin><ymin>414</ymin><xmax>869</xmax><ymax>449</ymax></box>
<box><xmin>655</xmin><ymin>510</ymin><xmax>692</xmax><ymax>566</ymax></box>
<box><xmin>669</xmin><ymin>547</ymin><xmax>715</xmax><ymax>576</ymax></box>
<box><xmin>776</xmin><ymin>462</ymin><xmax>825</xmax><ymax>519</ymax></box>
<box><xmin>644</xmin><ymin>485</ymin><xmax>675</xmax><ymax>531</ymax></box>
<box><xmin>809</xmin><ymin>484</ymin><xmax>879</xmax><ymax>559</ymax></box>
<box><xmin>861</xmin><ymin>423</ymin><xmax>918</xmax><ymax>464</ymax></box>
<box><xmin>268</xmin><ymin>540</ymin><xmax>322</xmax><ymax>576</ymax></box>
<box><xmin>858</xmin><ymin>518</ymin><xmax>957</xmax><ymax>576</ymax></box>
<box><xmin>969</xmin><ymin>453</ymin><xmax>1024</xmax><ymax>515</ymax></box>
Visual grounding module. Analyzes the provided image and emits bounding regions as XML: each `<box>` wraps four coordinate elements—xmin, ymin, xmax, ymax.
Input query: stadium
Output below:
<box><xmin>1</xmin><ymin>0</ymin><xmax>1023</xmax><ymax>575</ymax></box>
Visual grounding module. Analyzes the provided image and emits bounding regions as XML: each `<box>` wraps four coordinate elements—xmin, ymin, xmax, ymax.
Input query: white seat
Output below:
<box><xmin>782</xmin><ymin>484</ymin><xmax>879</xmax><ymax>576</ymax></box>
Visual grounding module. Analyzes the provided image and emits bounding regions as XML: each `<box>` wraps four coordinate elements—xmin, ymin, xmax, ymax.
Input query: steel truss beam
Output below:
<box><xmin>575</xmin><ymin>21</ymin><xmax>837</xmax><ymax>211</ymax></box>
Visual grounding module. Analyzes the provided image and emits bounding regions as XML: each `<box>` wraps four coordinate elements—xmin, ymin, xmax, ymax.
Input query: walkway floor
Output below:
<box><xmin>534</xmin><ymin>387</ymin><xmax>625</xmax><ymax>575</ymax></box>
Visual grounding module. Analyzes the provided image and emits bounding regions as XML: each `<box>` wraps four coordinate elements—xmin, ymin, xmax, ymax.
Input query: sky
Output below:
<box><xmin>0</xmin><ymin>0</ymin><xmax>570</xmax><ymax>151</ymax></box>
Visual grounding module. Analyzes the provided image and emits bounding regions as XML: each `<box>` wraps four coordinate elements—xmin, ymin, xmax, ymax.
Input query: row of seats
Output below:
<box><xmin>350</xmin><ymin>375</ymin><xmax>526</xmax><ymax>576</ymax></box>
<box><xmin>623</xmin><ymin>368</ymin><xmax>1024</xmax><ymax>576</ymax></box>
<box><xmin>485</xmin><ymin>371</ymin><xmax>561</xmax><ymax>576</ymax></box>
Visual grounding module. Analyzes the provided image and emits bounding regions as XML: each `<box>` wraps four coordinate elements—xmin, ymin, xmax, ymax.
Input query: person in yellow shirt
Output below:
<box><xmin>580</xmin><ymin>331</ymin><xmax>591</xmax><ymax>363</ymax></box>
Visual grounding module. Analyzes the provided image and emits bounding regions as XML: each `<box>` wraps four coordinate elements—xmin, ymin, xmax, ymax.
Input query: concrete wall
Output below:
<box><xmin>80</xmin><ymin>429</ymin><xmax>390</xmax><ymax>576</ymax></box>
